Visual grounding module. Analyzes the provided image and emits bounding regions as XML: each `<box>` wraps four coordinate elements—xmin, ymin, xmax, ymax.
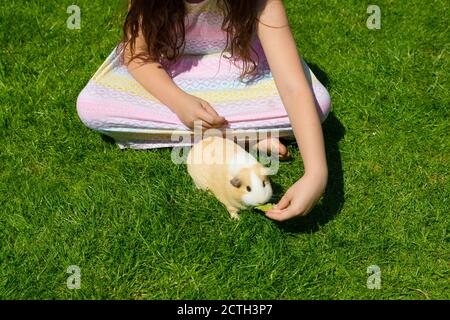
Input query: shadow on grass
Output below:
<box><xmin>101</xmin><ymin>134</ymin><xmax>117</xmax><ymax>145</ymax></box>
<box><xmin>275</xmin><ymin>113</ymin><xmax>346</xmax><ymax>234</ymax></box>
<box><xmin>308</xmin><ymin>62</ymin><xmax>330</xmax><ymax>88</ymax></box>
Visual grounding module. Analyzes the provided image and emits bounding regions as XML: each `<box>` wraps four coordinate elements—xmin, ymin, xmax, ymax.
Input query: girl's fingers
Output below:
<box><xmin>265</xmin><ymin>207</ymin><xmax>296</xmax><ymax>221</ymax></box>
<box><xmin>265</xmin><ymin>193</ymin><xmax>298</xmax><ymax>221</ymax></box>
<box><xmin>201</xmin><ymin>102</ymin><xmax>227</xmax><ymax>126</ymax></box>
<box><xmin>196</xmin><ymin>109</ymin><xmax>216</xmax><ymax>127</ymax></box>
<box><xmin>195</xmin><ymin>111</ymin><xmax>225</xmax><ymax>131</ymax></box>
<box><xmin>201</xmin><ymin>122</ymin><xmax>213</xmax><ymax>130</ymax></box>
<box><xmin>194</xmin><ymin>120</ymin><xmax>213</xmax><ymax>130</ymax></box>
<box><xmin>191</xmin><ymin>117</ymin><xmax>212</xmax><ymax>130</ymax></box>
<box><xmin>201</xmin><ymin>101</ymin><xmax>219</xmax><ymax>117</ymax></box>
<box><xmin>266</xmin><ymin>200</ymin><xmax>311</xmax><ymax>221</ymax></box>
<box><xmin>275</xmin><ymin>192</ymin><xmax>291</xmax><ymax>210</ymax></box>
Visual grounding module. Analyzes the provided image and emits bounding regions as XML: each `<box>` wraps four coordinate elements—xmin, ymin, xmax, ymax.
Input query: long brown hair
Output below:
<box><xmin>122</xmin><ymin>0</ymin><xmax>261</xmax><ymax>80</ymax></box>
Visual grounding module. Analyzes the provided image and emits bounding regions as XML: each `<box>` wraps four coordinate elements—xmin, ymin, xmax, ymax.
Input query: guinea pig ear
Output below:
<box><xmin>230</xmin><ymin>177</ymin><xmax>242</xmax><ymax>188</ymax></box>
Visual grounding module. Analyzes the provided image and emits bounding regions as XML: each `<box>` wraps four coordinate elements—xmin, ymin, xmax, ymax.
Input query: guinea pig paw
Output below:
<box><xmin>230</xmin><ymin>213</ymin><xmax>241</xmax><ymax>221</ymax></box>
<box><xmin>227</xmin><ymin>209</ymin><xmax>240</xmax><ymax>221</ymax></box>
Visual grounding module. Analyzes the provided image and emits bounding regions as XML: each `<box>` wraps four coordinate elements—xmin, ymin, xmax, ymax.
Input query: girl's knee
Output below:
<box><xmin>76</xmin><ymin>93</ymin><xmax>106</xmax><ymax>131</ymax></box>
<box><xmin>318</xmin><ymin>88</ymin><xmax>332</xmax><ymax>123</ymax></box>
<box><xmin>312</xmin><ymin>81</ymin><xmax>332</xmax><ymax>123</ymax></box>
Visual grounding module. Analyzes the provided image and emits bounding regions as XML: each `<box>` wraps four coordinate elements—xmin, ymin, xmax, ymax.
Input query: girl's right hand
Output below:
<box><xmin>173</xmin><ymin>94</ymin><xmax>228</xmax><ymax>130</ymax></box>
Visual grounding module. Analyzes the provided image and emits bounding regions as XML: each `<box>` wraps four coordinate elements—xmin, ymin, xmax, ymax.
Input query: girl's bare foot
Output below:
<box><xmin>253</xmin><ymin>138</ymin><xmax>291</xmax><ymax>160</ymax></box>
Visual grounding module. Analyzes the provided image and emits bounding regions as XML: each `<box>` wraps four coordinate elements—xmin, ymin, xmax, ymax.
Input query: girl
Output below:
<box><xmin>77</xmin><ymin>0</ymin><xmax>331</xmax><ymax>221</ymax></box>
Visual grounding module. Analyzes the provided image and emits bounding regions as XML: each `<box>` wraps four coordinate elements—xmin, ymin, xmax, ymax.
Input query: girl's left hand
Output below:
<box><xmin>265</xmin><ymin>171</ymin><xmax>328</xmax><ymax>221</ymax></box>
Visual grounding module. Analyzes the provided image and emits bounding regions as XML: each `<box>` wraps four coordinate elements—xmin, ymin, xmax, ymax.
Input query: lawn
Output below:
<box><xmin>0</xmin><ymin>0</ymin><xmax>448</xmax><ymax>299</ymax></box>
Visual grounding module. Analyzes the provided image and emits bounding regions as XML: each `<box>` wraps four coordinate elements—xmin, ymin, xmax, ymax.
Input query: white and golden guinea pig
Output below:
<box><xmin>187</xmin><ymin>136</ymin><xmax>272</xmax><ymax>220</ymax></box>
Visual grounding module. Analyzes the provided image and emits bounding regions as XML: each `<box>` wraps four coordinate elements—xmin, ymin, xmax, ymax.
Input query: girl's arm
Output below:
<box><xmin>124</xmin><ymin>31</ymin><xmax>227</xmax><ymax>129</ymax></box>
<box><xmin>256</xmin><ymin>0</ymin><xmax>328</xmax><ymax>221</ymax></box>
<box><xmin>124</xmin><ymin>0</ymin><xmax>184</xmax><ymax>113</ymax></box>
<box><xmin>125</xmin><ymin>53</ymin><xmax>187</xmax><ymax>113</ymax></box>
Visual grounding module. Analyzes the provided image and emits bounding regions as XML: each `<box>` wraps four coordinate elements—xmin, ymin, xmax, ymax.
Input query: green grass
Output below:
<box><xmin>0</xmin><ymin>0</ymin><xmax>448</xmax><ymax>300</ymax></box>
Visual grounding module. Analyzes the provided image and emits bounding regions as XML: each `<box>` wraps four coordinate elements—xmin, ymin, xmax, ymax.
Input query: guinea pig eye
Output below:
<box><xmin>246</xmin><ymin>186</ymin><xmax>252</xmax><ymax>192</ymax></box>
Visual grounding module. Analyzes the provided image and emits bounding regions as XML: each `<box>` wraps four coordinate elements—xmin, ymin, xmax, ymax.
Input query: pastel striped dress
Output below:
<box><xmin>77</xmin><ymin>0</ymin><xmax>331</xmax><ymax>149</ymax></box>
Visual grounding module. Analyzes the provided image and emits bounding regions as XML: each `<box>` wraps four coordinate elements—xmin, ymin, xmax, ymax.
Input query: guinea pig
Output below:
<box><xmin>187</xmin><ymin>136</ymin><xmax>273</xmax><ymax>220</ymax></box>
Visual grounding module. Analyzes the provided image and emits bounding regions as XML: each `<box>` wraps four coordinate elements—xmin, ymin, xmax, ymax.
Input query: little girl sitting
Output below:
<box><xmin>77</xmin><ymin>0</ymin><xmax>331</xmax><ymax>221</ymax></box>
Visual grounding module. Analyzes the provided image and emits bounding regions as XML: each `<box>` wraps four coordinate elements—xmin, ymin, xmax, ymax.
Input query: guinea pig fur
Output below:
<box><xmin>187</xmin><ymin>136</ymin><xmax>272</xmax><ymax>220</ymax></box>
